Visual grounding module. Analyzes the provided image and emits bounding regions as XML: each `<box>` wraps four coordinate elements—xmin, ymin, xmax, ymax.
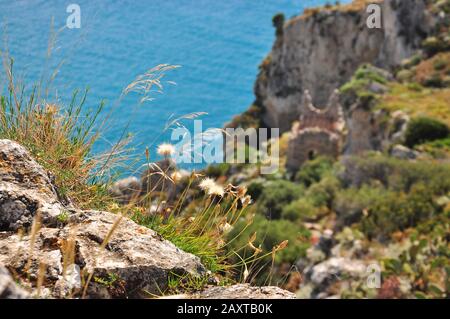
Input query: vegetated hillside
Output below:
<box><xmin>219</xmin><ymin>0</ymin><xmax>450</xmax><ymax>298</ymax></box>
<box><xmin>1</xmin><ymin>0</ymin><xmax>448</xmax><ymax>299</ymax></box>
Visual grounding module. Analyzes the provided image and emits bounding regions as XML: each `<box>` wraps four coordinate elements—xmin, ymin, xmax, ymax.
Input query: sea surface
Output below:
<box><xmin>0</xmin><ymin>0</ymin><xmax>341</xmax><ymax>169</ymax></box>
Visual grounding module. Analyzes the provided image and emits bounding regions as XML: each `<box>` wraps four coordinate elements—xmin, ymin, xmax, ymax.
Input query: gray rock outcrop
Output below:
<box><xmin>140</xmin><ymin>158</ymin><xmax>177</xmax><ymax>202</ymax></box>
<box><xmin>163</xmin><ymin>284</ymin><xmax>297</xmax><ymax>299</ymax></box>
<box><xmin>0</xmin><ymin>266</ymin><xmax>30</xmax><ymax>299</ymax></box>
<box><xmin>0</xmin><ymin>139</ymin><xmax>206</xmax><ymax>298</ymax></box>
<box><xmin>390</xmin><ymin>144</ymin><xmax>419</xmax><ymax>159</ymax></box>
<box><xmin>108</xmin><ymin>176</ymin><xmax>142</xmax><ymax>204</ymax></box>
<box><xmin>0</xmin><ymin>139</ymin><xmax>65</xmax><ymax>231</ymax></box>
<box><xmin>255</xmin><ymin>0</ymin><xmax>433</xmax><ymax>132</ymax></box>
<box><xmin>0</xmin><ymin>139</ymin><xmax>295</xmax><ymax>299</ymax></box>
<box><xmin>192</xmin><ymin>284</ymin><xmax>296</xmax><ymax>299</ymax></box>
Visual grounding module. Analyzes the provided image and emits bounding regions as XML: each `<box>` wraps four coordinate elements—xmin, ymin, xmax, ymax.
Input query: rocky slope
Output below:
<box><xmin>254</xmin><ymin>0</ymin><xmax>434</xmax><ymax>132</ymax></box>
<box><xmin>0</xmin><ymin>139</ymin><xmax>295</xmax><ymax>299</ymax></box>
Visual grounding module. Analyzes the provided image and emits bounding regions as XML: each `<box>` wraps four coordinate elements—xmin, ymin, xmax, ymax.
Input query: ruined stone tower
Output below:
<box><xmin>286</xmin><ymin>89</ymin><xmax>345</xmax><ymax>173</ymax></box>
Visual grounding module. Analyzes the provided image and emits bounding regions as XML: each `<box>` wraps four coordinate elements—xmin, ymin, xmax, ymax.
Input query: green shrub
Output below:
<box><xmin>404</xmin><ymin>117</ymin><xmax>449</xmax><ymax>147</ymax></box>
<box><xmin>425</xmin><ymin>137</ymin><xmax>450</xmax><ymax>149</ymax></box>
<box><xmin>261</xmin><ymin>219</ymin><xmax>310</xmax><ymax>263</ymax></box>
<box><xmin>295</xmin><ymin>156</ymin><xmax>334</xmax><ymax>187</ymax></box>
<box><xmin>401</xmin><ymin>54</ymin><xmax>422</xmax><ymax>68</ymax></box>
<box><xmin>246</xmin><ymin>179</ymin><xmax>265</xmax><ymax>201</ymax></box>
<box><xmin>443</xmin><ymin>75</ymin><xmax>450</xmax><ymax>87</ymax></box>
<box><xmin>272</xmin><ymin>13</ymin><xmax>285</xmax><ymax>36</ymax></box>
<box><xmin>423</xmin><ymin>73</ymin><xmax>444</xmax><ymax>88</ymax></box>
<box><xmin>334</xmin><ymin>186</ymin><xmax>388</xmax><ymax>227</ymax></box>
<box><xmin>257</xmin><ymin>180</ymin><xmax>304</xmax><ymax>219</ymax></box>
<box><xmin>422</xmin><ymin>37</ymin><xmax>448</xmax><ymax>56</ymax></box>
<box><xmin>341</xmin><ymin>154</ymin><xmax>450</xmax><ymax>194</ymax></box>
<box><xmin>340</xmin><ymin>154</ymin><xmax>391</xmax><ymax>188</ymax></box>
<box><xmin>354</xmin><ymin>64</ymin><xmax>388</xmax><ymax>84</ymax></box>
<box><xmin>396</xmin><ymin>69</ymin><xmax>414</xmax><ymax>83</ymax></box>
<box><xmin>433</xmin><ymin>58</ymin><xmax>448</xmax><ymax>71</ymax></box>
<box><xmin>406</xmin><ymin>82</ymin><xmax>423</xmax><ymax>92</ymax></box>
<box><xmin>360</xmin><ymin>183</ymin><xmax>437</xmax><ymax>239</ymax></box>
<box><xmin>281</xmin><ymin>175</ymin><xmax>339</xmax><ymax>222</ymax></box>
<box><xmin>281</xmin><ymin>198</ymin><xmax>319</xmax><ymax>222</ymax></box>
<box><xmin>228</xmin><ymin>215</ymin><xmax>310</xmax><ymax>265</ymax></box>
<box><xmin>387</xmin><ymin>160</ymin><xmax>450</xmax><ymax>194</ymax></box>
<box><xmin>340</xmin><ymin>64</ymin><xmax>389</xmax><ymax>108</ymax></box>
<box><xmin>304</xmin><ymin>175</ymin><xmax>340</xmax><ymax>207</ymax></box>
<box><xmin>204</xmin><ymin>163</ymin><xmax>231</xmax><ymax>178</ymax></box>
<box><xmin>227</xmin><ymin>104</ymin><xmax>262</xmax><ymax>129</ymax></box>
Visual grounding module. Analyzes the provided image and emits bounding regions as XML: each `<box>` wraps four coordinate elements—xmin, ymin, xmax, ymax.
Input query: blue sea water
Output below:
<box><xmin>0</xmin><ymin>0</ymin><xmax>339</xmax><ymax>169</ymax></box>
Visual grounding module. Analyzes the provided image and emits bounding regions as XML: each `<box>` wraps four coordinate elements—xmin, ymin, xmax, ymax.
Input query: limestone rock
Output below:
<box><xmin>108</xmin><ymin>176</ymin><xmax>142</xmax><ymax>204</ymax></box>
<box><xmin>0</xmin><ymin>139</ymin><xmax>65</xmax><ymax>231</ymax></box>
<box><xmin>0</xmin><ymin>266</ymin><xmax>30</xmax><ymax>299</ymax></box>
<box><xmin>390</xmin><ymin>144</ymin><xmax>418</xmax><ymax>160</ymax></box>
<box><xmin>140</xmin><ymin>158</ymin><xmax>177</xmax><ymax>202</ymax></box>
<box><xmin>0</xmin><ymin>210</ymin><xmax>207</xmax><ymax>298</ymax></box>
<box><xmin>308</xmin><ymin>257</ymin><xmax>366</xmax><ymax>287</ymax></box>
<box><xmin>53</xmin><ymin>264</ymin><xmax>82</xmax><ymax>298</ymax></box>
<box><xmin>62</xmin><ymin>210</ymin><xmax>207</xmax><ymax>297</ymax></box>
<box><xmin>0</xmin><ymin>139</ymin><xmax>206</xmax><ymax>298</ymax></box>
<box><xmin>191</xmin><ymin>284</ymin><xmax>296</xmax><ymax>299</ymax></box>
<box><xmin>389</xmin><ymin>111</ymin><xmax>410</xmax><ymax>144</ymax></box>
<box><xmin>0</xmin><ymin>228</ymin><xmax>63</xmax><ymax>282</ymax></box>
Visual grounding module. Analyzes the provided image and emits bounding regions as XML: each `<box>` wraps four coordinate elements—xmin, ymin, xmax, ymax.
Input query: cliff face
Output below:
<box><xmin>256</xmin><ymin>0</ymin><xmax>433</xmax><ymax>133</ymax></box>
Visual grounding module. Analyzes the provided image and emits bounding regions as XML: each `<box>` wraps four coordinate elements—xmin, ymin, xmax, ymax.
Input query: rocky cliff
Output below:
<box><xmin>255</xmin><ymin>0</ymin><xmax>434</xmax><ymax>133</ymax></box>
